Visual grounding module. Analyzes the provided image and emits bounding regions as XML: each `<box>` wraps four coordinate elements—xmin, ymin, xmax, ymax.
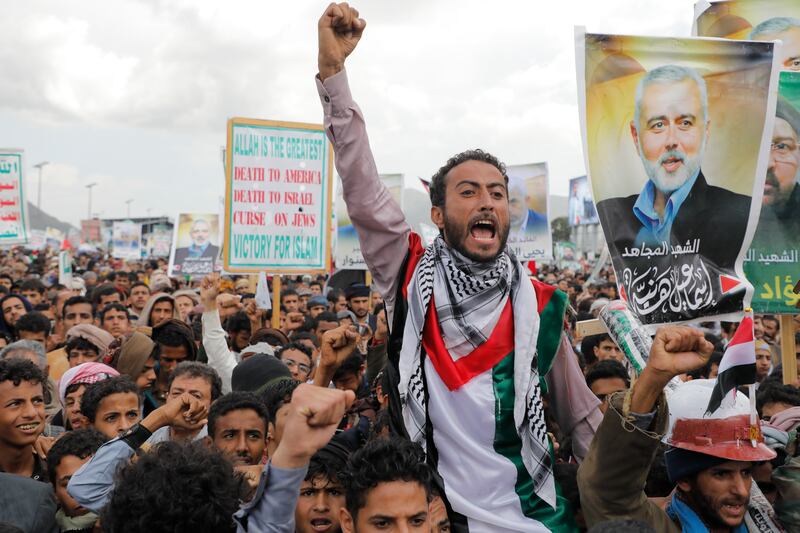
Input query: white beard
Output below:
<box><xmin>639</xmin><ymin>142</ymin><xmax>704</xmax><ymax>194</ymax></box>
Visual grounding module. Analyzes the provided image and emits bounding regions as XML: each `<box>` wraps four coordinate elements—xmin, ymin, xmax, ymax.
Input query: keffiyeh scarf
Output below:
<box><xmin>398</xmin><ymin>235</ymin><xmax>556</xmax><ymax>508</ymax></box>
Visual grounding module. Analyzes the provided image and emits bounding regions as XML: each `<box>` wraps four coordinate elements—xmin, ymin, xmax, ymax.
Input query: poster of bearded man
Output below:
<box><xmin>576</xmin><ymin>30</ymin><xmax>780</xmax><ymax>325</ymax></box>
<box><xmin>695</xmin><ymin>1</ymin><xmax>800</xmax><ymax>313</ymax></box>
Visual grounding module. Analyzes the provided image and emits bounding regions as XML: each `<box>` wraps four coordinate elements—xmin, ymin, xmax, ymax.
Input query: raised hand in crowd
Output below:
<box><xmin>200</xmin><ymin>272</ymin><xmax>220</xmax><ymax>310</ymax></box>
<box><xmin>314</xmin><ymin>324</ymin><xmax>359</xmax><ymax>387</ymax></box>
<box><xmin>141</xmin><ymin>391</ymin><xmax>209</xmax><ymax>434</ymax></box>
<box><xmin>318</xmin><ymin>1</ymin><xmax>366</xmax><ymax>80</ymax></box>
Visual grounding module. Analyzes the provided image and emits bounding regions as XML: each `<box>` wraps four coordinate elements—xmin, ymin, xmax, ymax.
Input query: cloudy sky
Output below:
<box><xmin>0</xmin><ymin>0</ymin><xmax>698</xmax><ymax>226</ymax></box>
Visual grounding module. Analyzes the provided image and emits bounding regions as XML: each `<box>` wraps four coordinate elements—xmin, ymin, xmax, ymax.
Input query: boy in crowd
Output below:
<box><xmin>79</xmin><ymin>376</ymin><xmax>141</xmax><ymax>440</ymax></box>
<box><xmin>206</xmin><ymin>390</ymin><xmax>270</xmax><ymax>466</ymax></box>
<box><xmin>0</xmin><ymin>358</ymin><xmax>47</xmax><ymax>481</ymax></box>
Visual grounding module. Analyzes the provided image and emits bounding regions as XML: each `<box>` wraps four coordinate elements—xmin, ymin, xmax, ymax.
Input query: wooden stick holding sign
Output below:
<box><xmin>271</xmin><ymin>275</ymin><xmax>281</xmax><ymax>329</ymax></box>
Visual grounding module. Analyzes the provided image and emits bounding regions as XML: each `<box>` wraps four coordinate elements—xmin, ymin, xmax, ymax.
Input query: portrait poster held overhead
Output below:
<box><xmin>576</xmin><ymin>30</ymin><xmax>780</xmax><ymax>325</ymax></box>
<box><xmin>111</xmin><ymin>220</ymin><xmax>142</xmax><ymax>260</ymax></box>
<box><xmin>224</xmin><ymin>118</ymin><xmax>332</xmax><ymax>274</ymax></box>
<box><xmin>505</xmin><ymin>163</ymin><xmax>552</xmax><ymax>260</ymax></box>
<box><xmin>335</xmin><ymin>173</ymin><xmax>402</xmax><ymax>270</ymax></box>
<box><xmin>168</xmin><ymin>213</ymin><xmax>221</xmax><ymax>277</ymax></box>
<box><xmin>567</xmin><ymin>175</ymin><xmax>598</xmax><ymax>226</ymax></box>
<box><xmin>0</xmin><ymin>150</ymin><xmax>30</xmax><ymax>246</ymax></box>
<box><xmin>694</xmin><ymin>3</ymin><xmax>800</xmax><ymax>312</ymax></box>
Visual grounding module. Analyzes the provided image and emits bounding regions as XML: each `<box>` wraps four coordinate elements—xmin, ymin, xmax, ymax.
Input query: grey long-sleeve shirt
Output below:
<box><xmin>68</xmin><ymin>436</ymin><xmax>306</xmax><ymax>532</ymax></box>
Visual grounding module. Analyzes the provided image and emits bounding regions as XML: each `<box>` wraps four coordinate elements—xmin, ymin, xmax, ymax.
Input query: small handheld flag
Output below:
<box><xmin>705</xmin><ymin>310</ymin><xmax>756</xmax><ymax>414</ymax></box>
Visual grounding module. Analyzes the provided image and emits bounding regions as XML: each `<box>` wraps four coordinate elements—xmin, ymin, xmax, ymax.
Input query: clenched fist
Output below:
<box><xmin>318</xmin><ymin>2</ymin><xmax>366</xmax><ymax>80</ymax></box>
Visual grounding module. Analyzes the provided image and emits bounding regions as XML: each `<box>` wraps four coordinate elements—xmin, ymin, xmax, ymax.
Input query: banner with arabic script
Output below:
<box><xmin>335</xmin><ymin>173</ymin><xmax>403</xmax><ymax>270</ymax></box>
<box><xmin>505</xmin><ymin>163</ymin><xmax>552</xmax><ymax>260</ymax></box>
<box><xmin>0</xmin><ymin>150</ymin><xmax>30</xmax><ymax>246</ymax></box>
<box><xmin>576</xmin><ymin>30</ymin><xmax>780</xmax><ymax>325</ymax></box>
<box><xmin>694</xmin><ymin>2</ymin><xmax>800</xmax><ymax>312</ymax></box>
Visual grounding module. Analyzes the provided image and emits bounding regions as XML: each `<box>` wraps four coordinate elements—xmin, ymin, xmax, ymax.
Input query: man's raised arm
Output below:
<box><xmin>316</xmin><ymin>3</ymin><xmax>411</xmax><ymax>312</ymax></box>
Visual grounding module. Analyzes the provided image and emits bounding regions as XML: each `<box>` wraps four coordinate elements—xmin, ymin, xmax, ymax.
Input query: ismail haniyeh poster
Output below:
<box><xmin>576</xmin><ymin>29</ymin><xmax>780</xmax><ymax>325</ymax></box>
<box><xmin>695</xmin><ymin>2</ymin><xmax>800</xmax><ymax>312</ymax></box>
<box><xmin>168</xmin><ymin>213</ymin><xmax>222</xmax><ymax>277</ymax></box>
<box><xmin>504</xmin><ymin>163</ymin><xmax>552</xmax><ymax>260</ymax></box>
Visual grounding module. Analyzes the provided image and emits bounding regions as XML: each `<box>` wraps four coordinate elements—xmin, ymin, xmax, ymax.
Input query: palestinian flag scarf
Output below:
<box><xmin>398</xmin><ymin>234</ymin><xmax>557</xmax><ymax>511</ymax></box>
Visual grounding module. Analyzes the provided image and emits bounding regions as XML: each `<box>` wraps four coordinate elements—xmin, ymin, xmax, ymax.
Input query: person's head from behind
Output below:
<box><xmin>102</xmin><ymin>440</ymin><xmax>243</xmax><ymax>533</ymax></box>
<box><xmin>585</xmin><ymin>359</ymin><xmax>630</xmax><ymax>413</ymax></box>
<box><xmin>296</xmin><ymin>438</ymin><xmax>351</xmax><ymax>533</ymax></box>
<box><xmin>1</xmin><ymin>340</ymin><xmax>47</xmax><ymax>374</ymax></box>
<box><xmin>207</xmin><ymin>391</ymin><xmax>269</xmax><ymax>466</ymax></box>
<box><xmin>332</xmin><ymin>352</ymin><xmax>365</xmax><ymax>395</ymax></box>
<box><xmin>751</xmin><ymin>17</ymin><xmax>800</xmax><ymax>72</ymax></box>
<box><xmin>62</xmin><ymin>296</ymin><xmax>93</xmax><ymax>331</ymax></box>
<box><xmin>14</xmin><ymin>311</ymin><xmax>50</xmax><ymax>345</ymax></box>
<box><xmin>631</xmin><ymin>65</ymin><xmax>709</xmax><ymax>196</ymax></box>
<box><xmin>0</xmin><ymin>358</ymin><xmax>46</xmax><ymax>450</ymax></box>
<box><xmin>80</xmin><ymin>376</ymin><xmax>140</xmax><ymax>440</ymax></box>
<box><xmin>47</xmin><ymin>428</ymin><xmax>106</xmax><ymax>518</ymax></box>
<box><xmin>429</xmin><ymin>149</ymin><xmax>510</xmax><ymax>263</ymax></box>
<box><xmin>277</xmin><ymin>342</ymin><xmax>314</xmax><ymax>382</ymax></box>
<box><xmin>339</xmin><ymin>438</ymin><xmax>433</xmax><ymax>533</ymax></box>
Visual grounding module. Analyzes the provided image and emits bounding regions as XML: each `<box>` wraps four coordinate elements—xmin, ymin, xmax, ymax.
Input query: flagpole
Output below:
<box><xmin>745</xmin><ymin>308</ymin><xmax>758</xmax><ymax>448</ymax></box>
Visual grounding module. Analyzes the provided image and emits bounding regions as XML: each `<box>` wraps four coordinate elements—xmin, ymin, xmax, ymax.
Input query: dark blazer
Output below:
<box><xmin>0</xmin><ymin>472</ymin><xmax>59</xmax><ymax>533</ymax></box>
<box><xmin>596</xmin><ymin>172</ymin><xmax>752</xmax><ymax>271</ymax></box>
<box><xmin>172</xmin><ymin>243</ymin><xmax>220</xmax><ymax>266</ymax></box>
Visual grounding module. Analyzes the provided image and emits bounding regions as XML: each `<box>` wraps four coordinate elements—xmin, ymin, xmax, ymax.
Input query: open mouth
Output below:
<box><xmin>309</xmin><ymin>518</ymin><xmax>333</xmax><ymax>532</ymax></box>
<box><xmin>469</xmin><ymin>218</ymin><xmax>497</xmax><ymax>241</ymax></box>
<box><xmin>16</xmin><ymin>422</ymin><xmax>40</xmax><ymax>433</ymax></box>
<box><xmin>661</xmin><ymin>156</ymin><xmax>683</xmax><ymax>173</ymax></box>
<box><xmin>721</xmin><ymin>502</ymin><xmax>746</xmax><ymax>517</ymax></box>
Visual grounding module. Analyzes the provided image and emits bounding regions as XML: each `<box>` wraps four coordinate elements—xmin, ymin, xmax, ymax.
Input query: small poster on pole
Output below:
<box><xmin>0</xmin><ymin>149</ymin><xmax>30</xmax><ymax>246</ymax></box>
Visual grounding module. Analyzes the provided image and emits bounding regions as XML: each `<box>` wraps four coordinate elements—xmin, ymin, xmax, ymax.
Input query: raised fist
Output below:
<box><xmin>318</xmin><ymin>2</ymin><xmax>366</xmax><ymax>80</ymax></box>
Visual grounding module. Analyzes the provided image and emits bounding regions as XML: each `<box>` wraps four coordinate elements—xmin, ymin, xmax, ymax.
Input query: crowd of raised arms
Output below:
<box><xmin>1</xmin><ymin>3</ymin><xmax>799</xmax><ymax>533</ymax></box>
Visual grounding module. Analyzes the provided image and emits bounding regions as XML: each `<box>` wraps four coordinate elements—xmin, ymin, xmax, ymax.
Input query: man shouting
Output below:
<box><xmin>316</xmin><ymin>4</ymin><xmax>601</xmax><ymax>531</ymax></box>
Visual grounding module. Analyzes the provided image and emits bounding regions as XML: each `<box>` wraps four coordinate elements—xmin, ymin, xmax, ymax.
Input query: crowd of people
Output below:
<box><xmin>1</xmin><ymin>3</ymin><xmax>799</xmax><ymax>533</ymax></box>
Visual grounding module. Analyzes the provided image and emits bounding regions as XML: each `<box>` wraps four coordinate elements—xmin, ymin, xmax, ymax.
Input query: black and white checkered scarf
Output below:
<box><xmin>398</xmin><ymin>235</ymin><xmax>556</xmax><ymax>508</ymax></box>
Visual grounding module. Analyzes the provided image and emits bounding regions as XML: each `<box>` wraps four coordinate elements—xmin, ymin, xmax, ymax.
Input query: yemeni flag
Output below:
<box><xmin>705</xmin><ymin>312</ymin><xmax>756</xmax><ymax>414</ymax></box>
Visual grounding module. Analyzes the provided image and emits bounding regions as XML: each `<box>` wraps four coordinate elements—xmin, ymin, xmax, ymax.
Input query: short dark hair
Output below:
<box><xmin>260</xmin><ymin>379</ymin><xmax>300</xmax><ymax>425</ymax></box>
<box><xmin>207</xmin><ymin>391</ymin><xmax>269</xmax><ymax>437</ymax></box>
<box><xmin>428</xmin><ymin>149</ymin><xmax>508</xmax><ymax>207</ymax></box>
<box><xmin>14</xmin><ymin>311</ymin><xmax>51</xmax><ymax>336</ymax></box>
<box><xmin>130</xmin><ymin>281</ymin><xmax>150</xmax><ymax>293</ymax></box>
<box><xmin>757</xmin><ymin>383</ymin><xmax>800</xmax><ymax>416</ymax></box>
<box><xmin>19</xmin><ymin>279</ymin><xmax>46</xmax><ymax>295</ymax></box>
<box><xmin>316</xmin><ymin>311</ymin><xmax>338</xmax><ymax>324</ymax></box>
<box><xmin>47</xmin><ymin>428</ymin><xmax>106</xmax><ymax>484</ymax></box>
<box><xmin>153</xmin><ymin>321</ymin><xmax>196</xmax><ymax>361</ymax></box>
<box><xmin>333</xmin><ymin>352</ymin><xmax>363</xmax><ymax>382</ymax></box>
<box><xmin>0</xmin><ymin>357</ymin><xmax>45</xmax><ymax>387</ymax></box>
<box><xmin>80</xmin><ymin>376</ymin><xmax>138</xmax><ymax>423</ymax></box>
<box><xmin>292</xmin><ymin>331</ymin><xmax>320</xmax><ymax>349</ymax></box>
<box><xmin>341</xmin><ymin>438</ymin><xmax>433</xmax><ymax>519</ymax></box>
<box><xmin>281</xmin><ymin>289</ymin><xmax>298</xmax><ymax>300</ymax></box>
<box><xmin>100</xmin><ymin>303</ymin><xmax>130</xmax><ymax>322</ymax></box>
<box><xmin>276</xmin><ymin>342</ymin><xmax>313</xmax><ymax>363</ymax></box>
<box><xmin>102</xmin><ymin>441</ymin><xmax>244</xmax><ymax>533</ymax></box>
<box><xmin>91</xmin><ymin>284</ymin><xmax>122</xmax><ymax>306</ymax></box>
<box><xmin>63</xmin><ymin>296</ymin><xmax>92</xmax><ymax>318</ymax></box>
<box><xmin>585</xmin><ymin>360</ymin><xmax>630</xmax><ymax>390</ymax></box>
<box><xmin>66</xmin><ymin>336</ymin><xmax>100</xmax><ymax>356</ymax></box>
<box><xmin>224</xmin><ymin>311</ymin><xmax>251</xmax><ymax>334</ymax></box>
<box><xmin>168</xmin><ymin>362</ymin><xmax>223</xmax><ymax>401</ymax></box>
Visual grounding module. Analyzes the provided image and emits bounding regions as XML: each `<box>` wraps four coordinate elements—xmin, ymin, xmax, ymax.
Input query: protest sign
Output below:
<box><xmin>149</xmin><ymin>225</ymin><xmax>172</xmax><ymax>258</ymax></box>
<box><xmin>695</xmin><ymin>3</ymin><xmax>800</xmax><ymax>313</ymax></box>
<box><xmin>0</xmin><ymin>150</ymin><xmax>30</xmax><ymax>246</ymax></box>
<box><xmin>45</xmin><ymin>227</ymin><xmax>64</xmax><ymax>249</ymax></box>
<box><xmin>224</xmin><ymin>119</ymin><xmax>332</xmax><ymax>274</ymax></box>
<box><xmin>555</xmin><ymin>241</ymin><xmax>580</xmax><ymax>271</ymax></box>
<box><xmin>58</xmin><ymin>251</ymin><xmax>72</xmax><ymax>286</ymax></box>
<box><xmin>336</xmin><ymin>173</ymin><xmax>402</xmax><ymax>270</ymax></box>
<box><xmin>168</xmin><ymin>214</ymin><xmax>220</xmax><ymax>277</ymax></box>
<box><xmin>112</xmin><ymin>220</ymin><xmax>142</xmax><ymax>260</ymax></box>
<box><xmin>81</xmin><ymin>219</ymin><xmax>101</xmax><ymax>244</ymax></box>
<box><xmin>576</xmin><ymin>29</ymin><xmax>779</xmax><ymax>325</ymax></box>
<box><xmin>505</xmin><ymin>163</ymin><xmax>552</xmax><ymax>260</ymax></box>
<box><xmin>567</xmin><ymin>175</ymin><xmax>598</xmax><ymax>226</ymax></box>
<box><xmin>26</xmin><ymin>230</ymin><xmax>46</xmax><ymax>250</ymax></box>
